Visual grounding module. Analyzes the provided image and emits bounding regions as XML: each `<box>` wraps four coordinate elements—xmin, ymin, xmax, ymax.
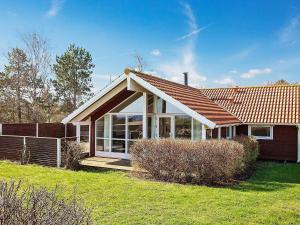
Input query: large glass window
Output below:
<box><xmin>96</xmin><ymin>113</ymin><xmax>144</xmax><ymax>155</ymax></box>
<box><xmin>95</xmin><ymin>116</ymin><xmax>110</xmax><ymax>152</ymax></box>
<box><xmin>96</xmin><ymin>115</ymin><xmax>110</xmax><ymax>138</ymax></box>
<box><xmin>175</xmin><ymin>115</ymin><xmax>191</xmax><ymax>138</ymax></box>
<box><xmin>193</xmin><ymin>119</ymin><xmax>202</xmax><ymax>140</ymax></box>
<box><xmin>128</xmin><ymin>115</ymin><xmax>143</xmax><ymax>139</ymax></box>
<box><xmin>147</xmin><ymin>95</ymin><xmax>154</xmax><ymax>113</ymax></box>
<box><xmin>112</xmin><ymin>115</ymin><xmax>126</xmax><ymax>139</ymax></box>
<box><xmin>156</xmin><ymin>97</ymin><xmax>183</xmax><ymax>114</ymax></box>
<box><xmin>112</xmin><ymin>140</ymin><xmax>126</xmax><ymax>153</ymax></box>
<box><xmin>96</xmin><ymin>139</ymin><xmax>110</xmax><ymax>152</ymax></box>
<box><xmin>79</xmin><ymin>125</ymin><xmax>89</xmax><ymax>142</ymax></box>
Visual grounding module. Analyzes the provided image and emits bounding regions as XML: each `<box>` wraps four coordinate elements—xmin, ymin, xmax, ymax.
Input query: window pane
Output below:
<box><xmin>251</xmin><ymin>127</ymin><xmax>270</xmax><ymax>137</ymax></box>
<box><xmin>128</xmin><ymin>115</ymin><xmax>143</xmax><ymax>139</ymax></box>
<box><xmin>96</xmin><ymin>115</ymin><xmax>110</xmax><ymax>138</ymax></box>
<box><xmin>96</xmin><ymin>117</ymin><xmax>104</xmax><ymax>137</ymax></box>
<box><xmin>147</xmin><ymin>117</ymin><xmax>152</xmax><ymax>138</ymax></box>
<box><xmin>206</xmin><ymin>129</ymin><xmax>212</xmax><ymax>139</ymax></box>
<box><xmin>119</xmin><ymin>96</ymin><xmax>143</xmax><ymax>113</ymax></box>
<box><xmin>147</xmin><ymin>95</ymin><xmax>153</xmax><ymax>113</ymax></box>
<box><xmin>112</xmin><ymin>115</ymin><xmax>126</xmax><ymax>139</ymax></box>
<box><xmin>80</xmin><ymin>125</ymin><xmax>89</xmax><ymax>142</ymax></box>
<box><xmin>193</xmin><ymin>119</ymin><xmax>202</xmax><ymax>140</ymax></box>
<box><xmin>96</xmin><ymin>139</ymin><xmax>109</xmax><ymax>152</ymax></box>
<box><xmin>112</xmin><ymin>140</ymin><xmax>125</xmax><ymax>153</ymax></box>
<box><xmin>175</xmin><ymin>115</ymin><xmax>191</xmax><ymax>139</ymax></box>
<box><xmin>128</xmin><ymin>140</ymin><xmax>136</xmax><ymax>154</ymax></box>
<box><xmin>159</xmin><ymin>117</ymin><xmax>171</xmax><ymax>138</ymax></box>
<box><xmin>157</xmin><ymin>97</ymin><xmax>166</xmax><ymax>113</ymax></box>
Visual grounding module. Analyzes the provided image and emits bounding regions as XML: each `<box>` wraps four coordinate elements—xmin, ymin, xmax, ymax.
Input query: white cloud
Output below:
<box><xmin>214</xmin><ymin>76</ymin><xmax>235</xmax><ymax>85</ymax></box>
<box><xmin>176</xmin><ymin>2</ymin><xmax>209</xmax><ymax>41</ymax></box>
<box><xmin>227</xmin><ymin>45</ymin><xmax>258</xmax><ymax>61</ymax></box>
<box><xmin>279</xmin><ymin>15</ymin><xmax>300</xmax><ymax>46</ymax></box>
<box><xmin>229</xmin><ymin>70</ymin><xmax>238</xmax><ymax>74</ymax></box>
<box><xmin>46</xmin><ymin>0</ymin><xmax>65</xmax><ymax>17</ymax></box>
<box><xmin>241</xmin><ymin>68</ymin><xmax>272</xmax><ymax>79</ymax></box>
<box><xmin>159</xmin><ymin>44</ymin><xmax>206</xmax><ymax>86</ymax></box>
<box><xmin>177</xmin><ymin>26</ymin><xmax>208</xmax><ymax>41</ymax></box>
<box><xmin>150</xmin><ymin>49</ymin><xmax>161</xmax><ymax>56</ymax></box>
<box><xmin>158</xmin><ymin>2</ymin><xmax>206</xmax><ymax>87</ymax></box>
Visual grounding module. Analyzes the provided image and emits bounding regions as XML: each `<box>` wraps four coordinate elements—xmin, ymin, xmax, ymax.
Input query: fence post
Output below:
<box><xmin>76</xmin><ymin>122</ymin><xmax>80</xmax><ymax>143</ymax></box>
<box><xmin>0</xmin><ymin>123</ymin><xmax>2</xmax><ymax>135</ymax></box>
<box><xmin>57</xmin><ymin>139</ymin><xmax>61</xmax><ymax>168</ymax></box>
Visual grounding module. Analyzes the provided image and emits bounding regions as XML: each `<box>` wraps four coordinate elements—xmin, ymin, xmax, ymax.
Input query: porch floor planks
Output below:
<box><xmin>80</xmin><ymin>157</ymin><xmax>133</xmax><ymax>171</ymax></box>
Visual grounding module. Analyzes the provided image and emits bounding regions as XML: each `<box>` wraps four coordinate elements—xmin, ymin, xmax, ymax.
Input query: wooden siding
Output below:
<box><xmin>236</xmin><ymin>125</ymin><xmax>297</xmax><ymax>161</ymax></box>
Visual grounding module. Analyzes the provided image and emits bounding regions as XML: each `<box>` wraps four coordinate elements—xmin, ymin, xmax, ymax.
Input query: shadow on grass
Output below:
<box><xmin>79</xmin><ymin>165</ymin><xmax>128</xmax><ymax>173</ymax></box>
<box><xmin>231</xmin><ymin>161</ymin><xmax>300</xmax><ymax>192</ymax></box>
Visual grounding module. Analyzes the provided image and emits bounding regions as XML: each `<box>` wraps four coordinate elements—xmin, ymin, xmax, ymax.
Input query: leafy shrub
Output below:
<box><xmin>233</xmin><ymin>135</ymin><xmax>259</xmax><ymax>172</ymax></box>
<box><xmin>0</xmin><ymin>180</ymin><xmax>92</xmax><ymax>225</ymax></box>
<box><xmin>131</xmin><ymin>139</ymin><xmax>244</xmax><ymax>184</ymax></box>
<box><xmin>62</xmin><ymin>141</ymin><xmax>83</xmax><ymax>170</ymax></box>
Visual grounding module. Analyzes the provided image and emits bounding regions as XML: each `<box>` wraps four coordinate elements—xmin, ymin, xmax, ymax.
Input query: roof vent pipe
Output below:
<box><xmin>183</xmin><ymin>72</ymin><xmax>188</xmax><ymax>86</ymax></box>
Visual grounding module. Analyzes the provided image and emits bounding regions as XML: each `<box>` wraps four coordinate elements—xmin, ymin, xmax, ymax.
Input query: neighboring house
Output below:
<box><xmin>62</xmin><ymin>69</ymin><xmax>300</xmax><ymax>162</ymax></box>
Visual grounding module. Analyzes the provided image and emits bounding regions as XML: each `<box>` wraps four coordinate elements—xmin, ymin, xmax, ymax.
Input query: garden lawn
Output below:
<box><xmin>0</xmin><ymin>161</ymin><xmax>299</xmax><ymax>224</ymax></box>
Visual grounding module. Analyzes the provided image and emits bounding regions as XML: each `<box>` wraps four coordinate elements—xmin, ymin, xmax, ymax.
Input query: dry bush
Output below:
<box><xmin>131</xmin><ymin>139</ymin><xmax>244</xmax><ymax>184</ymax></box>
<box><xmin>62</xmin><ymin>141</ymin><xmax>83</xmax><ymax>170</ymax></box>
<box><xmin>19</xmin><ymin>144</ymin><xmax>30</xmax><ymax>165</ymax></box>
<box><xmin>233</xmin><ymin>135</ymin><xmax>259</xmax><ymax>172</ymax></box>
<box><xmin>0</xmin><ymin>180</ymin><xmax>92</xmax><ymax>225</ymax></box>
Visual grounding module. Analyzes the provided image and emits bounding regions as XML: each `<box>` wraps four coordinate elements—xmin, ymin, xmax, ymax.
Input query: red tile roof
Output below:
<box><xmin>202</xmin><ymin>85</ymin><xmax>300</xmax><ymax>124</ymax></box>
<box><xmin>131</xmin><ymin>71</ymin><xmax>241</xmax><ymax>125</ymax></box>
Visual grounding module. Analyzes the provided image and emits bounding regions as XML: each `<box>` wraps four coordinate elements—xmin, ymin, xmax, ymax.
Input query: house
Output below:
<box><xmin>62</xmin><ymin>69</ymin><xmax>300</xmax><ymax>162</ymax></box>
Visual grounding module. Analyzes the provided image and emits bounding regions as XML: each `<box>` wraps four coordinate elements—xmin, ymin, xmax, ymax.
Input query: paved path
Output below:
<box><xmin>80</xmin><ymin>157</ymin><xmax>133</xmax><ymax>171</ymax></box>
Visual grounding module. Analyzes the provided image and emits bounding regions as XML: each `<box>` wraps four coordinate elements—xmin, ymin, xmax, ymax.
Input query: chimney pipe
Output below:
<box><xmin>183</xmin><ymin>72</ymin><xmax>188</xmax><ymax>86</ymax></box>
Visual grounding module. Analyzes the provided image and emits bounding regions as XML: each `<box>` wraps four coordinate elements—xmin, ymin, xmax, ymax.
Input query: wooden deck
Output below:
<box><xmin>80</xmin><ymin>157</ymin><xmax>133</xmax><ymax>171</ymax></box>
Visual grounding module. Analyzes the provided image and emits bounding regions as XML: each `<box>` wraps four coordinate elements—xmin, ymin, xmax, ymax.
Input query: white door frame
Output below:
<box><xmin>156</xmin><ymin>115</ymin><xmax>175</xmax><ymax>138</ymax></box>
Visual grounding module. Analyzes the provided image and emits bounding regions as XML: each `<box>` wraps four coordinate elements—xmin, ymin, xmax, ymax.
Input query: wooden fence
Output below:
<box><xmin>0</xmin><ymin>123</ymin><xmax>76</xmax><ymax>138</ymax></box>
<box><xmin>0</xmin><ymin>135</ymin><xmax>78</xmax><ymax>167</ymax></box>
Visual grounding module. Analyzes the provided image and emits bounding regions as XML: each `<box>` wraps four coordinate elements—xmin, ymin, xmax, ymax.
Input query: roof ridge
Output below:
<box><xmin>202</xmin><ymin>84</ymin><xmax>300</xmax><ymax>90</ymax></box>
<box><xmin>127</xmin><ymin>69</ymin><xmax>202</xmax><ymax>91</ymax></box>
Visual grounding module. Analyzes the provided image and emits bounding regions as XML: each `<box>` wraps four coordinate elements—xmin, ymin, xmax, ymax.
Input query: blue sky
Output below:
<box><xmin>0</xmin><ymin>0</ymin><xmax>300</xmax><ymax>90</ymax></box>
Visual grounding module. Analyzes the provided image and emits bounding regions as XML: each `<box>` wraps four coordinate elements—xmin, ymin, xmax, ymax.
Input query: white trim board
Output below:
<box><xmin>248</xmin><ymin>125</ymin><xmax>274</xmax><ymax>140</ymax></box>
<box><xmin>62</xmin><ymin>75</ymin><xmax>127</xmax><ymax>124</ymax></box>
<box><xmin>127</xmin><ymin>73</ymin><xmax>216</xmax><ymax>129</ymax></box>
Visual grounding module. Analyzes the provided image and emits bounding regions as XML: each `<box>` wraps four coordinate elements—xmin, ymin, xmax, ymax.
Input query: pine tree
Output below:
<box><xmin>4</xmin><ymin>48</ymin><xmax>30</xmax><ymax>122</ymax></box>
<box><xmin>52</xmin><ymin>44</ymin><xmax>94</xmax><ymax>113</ymax></box>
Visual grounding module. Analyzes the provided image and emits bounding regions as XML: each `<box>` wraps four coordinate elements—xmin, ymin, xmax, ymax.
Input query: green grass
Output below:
<box><xmin>0</xmin><ymin>161</ymin><xmax>299</xmax><ymax>224</ymax></box>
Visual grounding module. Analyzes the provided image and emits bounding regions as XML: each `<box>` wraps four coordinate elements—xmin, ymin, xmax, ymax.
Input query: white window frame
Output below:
<box><xmin>95</xmin><ymin>112</ymin><xmax>143</xmax><ymax>159</ymax></box>
<box><xmin>248</xmin><ymin>125</ymin><xmax>273</xmax><ymax>140</ymax></box>
<box><xmin>225</xmin><ymin>126</ymin><xmax>233</xmax><ymax>139</ymax></box>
